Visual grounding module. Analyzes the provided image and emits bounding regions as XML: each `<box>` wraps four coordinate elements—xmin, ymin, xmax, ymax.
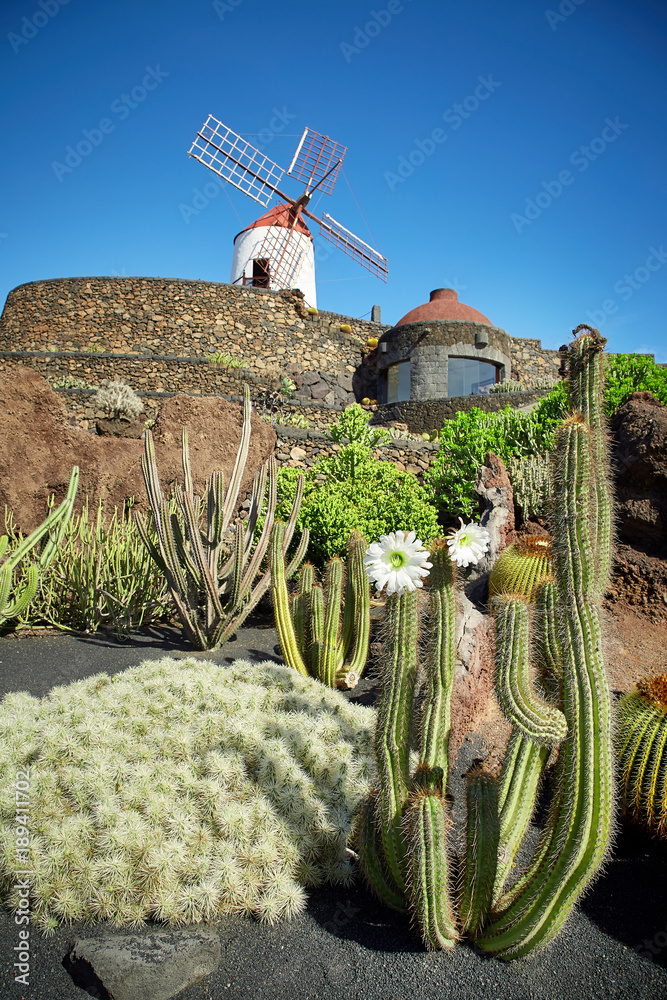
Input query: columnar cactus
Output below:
<box><xmin>357</xmin><ymin>539</ymin><xmax>460</xmax><ymax>948</ymax></box>
<box><xmin>357</xmin><ymin>326</ymin><xmax>615</xmax><ymax>962</ymax></box>
<box><xmin>136</xmin><ymin>385</ymin><xmax>308</xmax><ymax>649</ymax></box>
<box><xmin>270</xmin><ymin>527</ymin><xmax>371</xmax><ymax>689</ymax></box>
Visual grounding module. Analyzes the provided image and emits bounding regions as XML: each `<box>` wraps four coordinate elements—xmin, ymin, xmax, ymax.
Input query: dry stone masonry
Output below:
<box><xmin>0</xmin><ymin>275</ymin><xmax>597</xmax><ymax>448</ymax></box>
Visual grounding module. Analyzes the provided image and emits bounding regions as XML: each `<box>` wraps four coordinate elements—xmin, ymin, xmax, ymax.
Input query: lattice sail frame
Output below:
<box><xmin>319</xmin><ymin>213</ymin><xmax>388</xmax><ymax>280</ymax></box>
<box><xmin>188</xmin><ymin>115</ymin><xmax>388</xmax><ymax>283</ymax></box>
<box><xmin>287</xmin><ymin>128</ymin><xmax>347</xmax><ymax>195</ymax></box>
<box><xmin>188</xmin><ymin>116</ymin><xmax>284</xmax><ymax>207</ymax></box>
<box><xmin>249</xmin><ymin>211</ymin><xmax>309</xmax><ymax>290</ymax></box>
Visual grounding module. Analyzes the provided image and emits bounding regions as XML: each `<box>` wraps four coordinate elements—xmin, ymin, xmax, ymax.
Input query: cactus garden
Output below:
<box><xmin>0</xmin><ymin>327</ymin><xmax>666</xmax><ymax>997</ymax></box>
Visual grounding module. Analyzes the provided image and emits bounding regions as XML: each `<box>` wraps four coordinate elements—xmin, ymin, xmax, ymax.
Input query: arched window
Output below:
<box><xmin>448</xmin><ymin>358</ymin><xmax>499</xmax><ymax>396</ymax></box>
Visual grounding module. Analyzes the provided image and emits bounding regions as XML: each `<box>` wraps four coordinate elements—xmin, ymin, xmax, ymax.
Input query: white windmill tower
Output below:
<box><xmin>188</xmin><ymin>116</ymin><xmax>388</xmax><ymax>308</ymax></box>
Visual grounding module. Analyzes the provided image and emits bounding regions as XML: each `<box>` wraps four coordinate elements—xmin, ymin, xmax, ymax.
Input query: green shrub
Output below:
<box><xmin>604</xmin><ymin>353</ymin><xmax>667</xmax><ymax>415</ymax></box>
<box><xmin>208</xmin><ymin>351</ymin><xmax>244</xmax><ymax>368</ymax></box>
<box><xmin>424</xmin><ymin>403</ymin><xmax>563</xmax><ymax>520</ymax></box>
<box><xmin>274</xmin><ymin>457</ymin><xmax>440</xmax><ymax>567</ymax></box>
<box><xmin>322</xmin><ymin>403</ymin><xmax>389</xmax><ymax>449</ymax></box>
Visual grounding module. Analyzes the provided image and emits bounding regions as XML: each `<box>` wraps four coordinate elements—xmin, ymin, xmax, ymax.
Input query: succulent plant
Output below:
<box><xmin>506</xmin><ymin>453</ymin><xmax>552</xmax><ymax>523</ymax></box>
<box><xmin>1</xmin><ymin>467</ymin><xmax>79</xmax><ymax>625</ymax></box>
<box><xmin>270</xmin><ymin>527</ymin><xmax>371</xmax><ymax>689</ymax></box>
<box><xmin>489</xmin><ymin>379</ymin><xmax>525</xmax><ymax>393</ymax></box>
<box><xmin>0</xmin><ymin>656</ymin><xmax>376</xmax><ymax>936</ymax></box>
<box><xmin>356</xmin><ymin>326</ymin><xmax>615</xmax><ymax>961</ymax></box>
<box><xmin>488</xmin><ymin>534</ymin><xmax>554</xmax><ymax>604</ymax></box>
<box><xmin>617</xmin><ymin>673</ymin><xmax>667</xmax><ymax>836</ymax></box>
<box><xmin>94</xmin><ymin>380</ymin><xmax>143</xmax><ymax>421</ymax></box>
<box><xmin>135</xmin><ymin>384</ymin><xmax>309</xmax><ymax>650</ymax></box>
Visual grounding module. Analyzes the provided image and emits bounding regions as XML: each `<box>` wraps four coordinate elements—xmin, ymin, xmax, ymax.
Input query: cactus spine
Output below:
<box><xmin>136</xmin><ymin>384</ymin><xmax>308</xmax><ymax>649</ymax></box>
<box><xmin>478</xmin><ymin>328</ymin><xmax>614</xmax><ymax>959</ymax></box>
<box><xmin>270</xmin><ymin>529</ymin><xmax>371</xmax><ymax>689</ymax></box>
<box><xmin>359</xmin><ymin>326</ymin><xmax>614</xmax><ymax>962</ymax></box>
<box><xmin>617</xmin><ymin>675</ymin><xmax>667</xmax><ymax>836</ymax></box>
<box><xmin>493</xmin><ymin>595</ymin><xmax>567</xmax><ymax>745</ymax></box>
<box><xmin>488</xmin><ymin>535</ymin><xmax>554</xmax><ymax>604</ymax></box>
<box><xmin>357</xmin><ymin>541</ymin><xmax>459</xmax><ymax>947</ymax></box>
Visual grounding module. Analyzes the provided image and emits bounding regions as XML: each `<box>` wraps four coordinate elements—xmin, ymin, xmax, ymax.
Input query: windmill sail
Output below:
<box><xmin>287</xmin><ymin>128</ymin><xmax>347</xmax><ymax>195</ymax></box>
<box><xmin>188</xmin><ymin>115</ymin><xmax>284</xmax><ymax>207</ymax></box>
<box><xmin>188</xmin><ymin>114</ymin><xmax>388</xmax><ymax>291</ymax></box>
<box><xmin>318</xmin><ymin>213</ymin><xmax>388</xmax><ymax>281</ymax></box>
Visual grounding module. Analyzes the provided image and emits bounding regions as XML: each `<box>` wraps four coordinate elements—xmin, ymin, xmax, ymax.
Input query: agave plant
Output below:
<box><xmin>135</xmin><ymin>385</ymin><xmax>309</xmax><ymax>649</ymax></box>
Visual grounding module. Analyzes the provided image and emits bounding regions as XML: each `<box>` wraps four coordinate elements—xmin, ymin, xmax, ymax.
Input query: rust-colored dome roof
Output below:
<box><xmin>233</xmin><ymin>203</ymin><xmax>313</xmax><ymax>243</ymax></box>
<box><xmin>395</xmin><ymin>288</ymin><xmax>492</xmax><ymax>327</ymax></box>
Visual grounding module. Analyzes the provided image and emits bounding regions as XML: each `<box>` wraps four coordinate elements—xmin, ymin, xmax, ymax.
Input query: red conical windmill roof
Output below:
<box><xmin>233</xmin><ymin>203</ymin><xmax>313</xmax><ymax>243</ymax></box>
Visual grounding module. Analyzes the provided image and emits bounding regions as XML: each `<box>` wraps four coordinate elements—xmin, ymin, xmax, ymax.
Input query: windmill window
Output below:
<box><xmin>448</xmin><ymin>357</ymin><xmax>500</xmax><ymax>396</ymax></box>
<box><xmin>252</xmin><ymin>258</ymin><xmax>270</xmax><ymax>288</ymax></box>
<box><xmin>386</xmin><ymin>361</ymin><xmax>411</xmax><ymax>403</ymax></box>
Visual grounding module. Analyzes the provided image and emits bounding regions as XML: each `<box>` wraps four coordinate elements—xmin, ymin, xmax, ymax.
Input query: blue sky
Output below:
<box><xmin>1</xmin><ymin>0</ymin><xmax>665</xmax><ymax>359</ymax></box>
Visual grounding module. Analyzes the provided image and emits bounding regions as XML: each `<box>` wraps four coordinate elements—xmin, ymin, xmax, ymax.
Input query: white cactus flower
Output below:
<box><xmin>446</xmin><ymin>518</ymin><xmax>491</xmax><ymax>568</ymax></box>
<box><xmin>363</xmin><ymin>530</ymin><xmax>433</xmax><ymax>596</ymax></box>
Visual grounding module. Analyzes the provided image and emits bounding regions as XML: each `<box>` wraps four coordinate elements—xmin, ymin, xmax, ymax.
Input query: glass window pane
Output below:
<box><xmin>386</xmin><ymin>361</ymin><xmax>411</xmax><ymax>402</ymax></box>
<box><xmin>448</xmin><ymin>358</ymin><xmax>497</xmax><ymax>396</ymax></box>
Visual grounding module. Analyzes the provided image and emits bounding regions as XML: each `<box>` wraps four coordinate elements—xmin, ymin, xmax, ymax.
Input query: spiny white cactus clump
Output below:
<box><xmin>0</xmin><ymin>658</ymin><xmax>376</xmax><ymax>937</ymax></box>
<box><xmin>94</xmin><ymin>380</ymin><xmax>143</xmax><ymax>421</ymax></box>
<box><xmin>488</xmin><ymin>379</ymin><xmax>526</xmax><ymax>394</ymax></box>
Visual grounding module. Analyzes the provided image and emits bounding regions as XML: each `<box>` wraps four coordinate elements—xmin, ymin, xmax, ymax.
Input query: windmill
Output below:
<box><xmin>188</xmin><ymin>116</ymin><xmax>388</xmax><ymax>306</ymax></box>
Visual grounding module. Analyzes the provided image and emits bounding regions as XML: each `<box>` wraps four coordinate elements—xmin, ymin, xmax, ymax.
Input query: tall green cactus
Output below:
<box><xmin>1</xmin><ymin>467</ymin><xmax>79</xmax><ymax>625</ymax></box>
<box><xmin>357</xmin><ymin>326</ymin><xmax>615</xmax><ymax>961</ymax></box>
<box><xmin>270</xmin><ymin>527</ymin><xmax>371</xmax><ymax>689</ymax></box>
<box><xmin>136</xmin><ymin>385</ymin><xmax>308</xmax><ymax>649</ymax></box>
<box><xmin>357</xmin><ymin>541</ymin><xmax>459</xmax><ymax>948</ymax></box>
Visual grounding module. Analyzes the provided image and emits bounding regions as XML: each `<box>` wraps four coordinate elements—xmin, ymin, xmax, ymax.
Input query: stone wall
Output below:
<box><xmin>44</xmin><ymin>385</ymin><xmax>440</xmax><ymax>480</ymax></box>
<box><xmin>510</xmin><ymin>337</ymin><xmax>562</xmax><ymax>385</ymax></box>
<box><xmin>0</xmin><ymin>275</ymin><xmax>387</xmax><ymax>361</ymax></box>
<box><xmin>44</xmin><ymin>385</ymin><xmax>354</xmax><ymax>434</ymax></box>
<box><xmin>0</xmin><ymin>351</ymin><xmax>362</xmax><ymax>409</ymax></box>
<box><xmin>374</xmin><ymin>390</ymin><xmax>551</xmax><ymax>436</ymax></box>
<box><xmin>5</xmin><ymin>277</ymin><xmax>659</xmax><ymax>427</ymax></box>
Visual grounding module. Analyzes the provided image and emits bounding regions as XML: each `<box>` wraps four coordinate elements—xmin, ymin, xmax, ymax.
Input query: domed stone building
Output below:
<box><xmin>376</xmin><ymin>287</ymin><xmax>512</xmax><ymax>404</ymax></box>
